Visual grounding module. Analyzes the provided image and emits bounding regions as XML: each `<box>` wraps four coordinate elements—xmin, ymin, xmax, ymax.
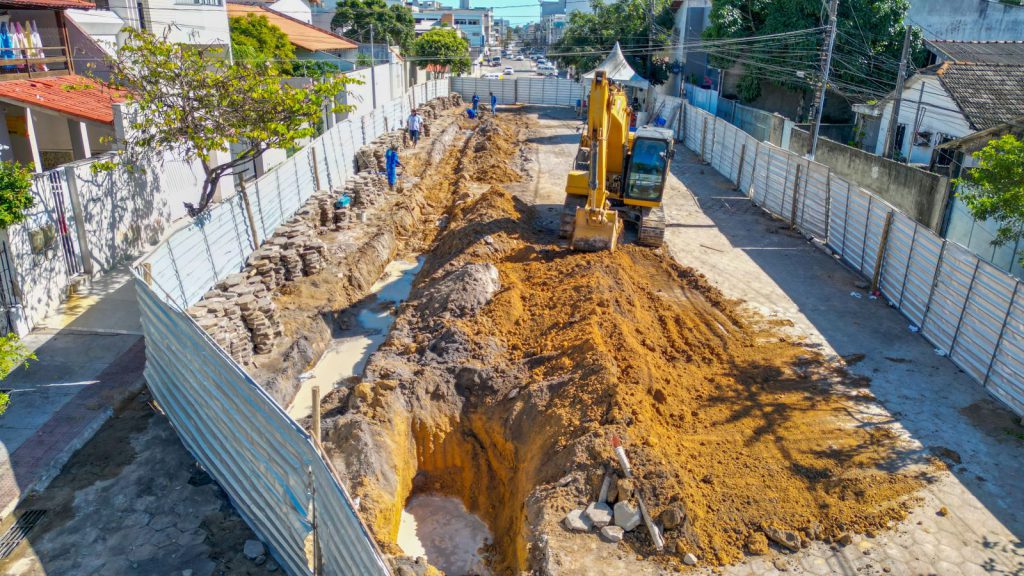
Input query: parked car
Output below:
<box><xmin>483</xmin><ymin>72</ymin><xmax>501</xmax><ymax>79</ymax></box>
<box><xmin>503</xmin><ymin>66</ymin><xmax>515</xmax><ymax>75</ymax></box>
<box><xmin>537</xmin><ymin>64</ymin><xmax>558</xmax><ymax>76</ymax></box>
<box><xmin>515</xmin><ymin>55</ymin><xmax>525</xmax><ymax>61</ymax></box>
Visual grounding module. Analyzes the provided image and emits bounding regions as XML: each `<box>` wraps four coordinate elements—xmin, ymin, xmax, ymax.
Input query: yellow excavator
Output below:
<box><xmin>560</xmin><ymin>70</ymin><xmax>675</xmax><ymax>251</ymax></box>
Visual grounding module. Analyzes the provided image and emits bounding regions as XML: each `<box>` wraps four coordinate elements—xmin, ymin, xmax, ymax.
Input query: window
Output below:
<box><xmin>894</xmin><ymin>124</ymin><xmax>907</xmax><ymax>154</ymax></box>
<box><xmin>626</xmin><ymin>139</ymin><xmax>669</xmax><ymax>201</ymax></box>
<box><xmin>136</xmin><ymin>1</ymin><xmax>147</xmax><ymax>29</ymax></box>
<box><xmin>914</xmin><ymin>131</ymin><xmax>933</xmax><ymax>147</ymax></box>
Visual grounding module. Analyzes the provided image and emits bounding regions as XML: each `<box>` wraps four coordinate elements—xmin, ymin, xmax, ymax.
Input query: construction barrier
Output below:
<box><xmin>450</xmin><ymin>76</ymin><xmax>583</xmax><ymax>107</ymax></box>
<box><xmin>134</xmin><ymin>78</ymin><xmax>450</xmax><ymax>575</ymax></box>
<box><xmin>673</xmin><ymin>98</ymin><xmax>1024</xmax><ymax>418</ymax></box>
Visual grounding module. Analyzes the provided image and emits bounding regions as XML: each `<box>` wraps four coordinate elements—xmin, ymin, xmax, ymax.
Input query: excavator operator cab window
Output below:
<box><xmin>625</xmin><ymin>138</ymin><xmax>670</xmax><ymax>202</ymax></box>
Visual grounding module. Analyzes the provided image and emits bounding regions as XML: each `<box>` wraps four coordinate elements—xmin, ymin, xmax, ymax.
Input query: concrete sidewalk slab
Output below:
<box><xmin>0</xmin><ymin>268</ymin><xmax>145</xmax><ymax>519</ymax></box>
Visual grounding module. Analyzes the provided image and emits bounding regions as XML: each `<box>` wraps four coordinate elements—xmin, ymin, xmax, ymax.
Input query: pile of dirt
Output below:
<box><xmin>321</xmin><ymin>113</ymin><xmax>929</xmax><ymax>574</ymax></box>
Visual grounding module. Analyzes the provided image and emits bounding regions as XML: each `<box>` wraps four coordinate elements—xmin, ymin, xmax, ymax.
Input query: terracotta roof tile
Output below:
<box><xmin>226</xmin><ymin>3</ymin><xmax>358</xmax><ymax>52</ymax></box>
<box><xmin>0</xmin><ymin>0</ymin><xmax>95</xmax><ymax>8</ymax></box>
<box><xmin>936</xmin><ymin>62</ymin><xmax>1024</xmax><ymax>131</ymax></box>
<box><xmin>0</xmin><ymin>74</ymin><xmax>122</xmax><ymax>124</ymax></box>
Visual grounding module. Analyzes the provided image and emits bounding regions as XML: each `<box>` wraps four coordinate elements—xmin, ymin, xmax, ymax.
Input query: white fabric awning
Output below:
<box><xmin>581</xmin><ymin>42</ymin><xmax>650</xmax><ymax>89</ymax></box>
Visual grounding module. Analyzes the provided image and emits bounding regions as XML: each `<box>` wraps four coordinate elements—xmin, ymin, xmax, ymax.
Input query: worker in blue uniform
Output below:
<box><xmin>385</xmin><ymin>144</ymin><xmax>402</xmax><ymax>189</ymax></box>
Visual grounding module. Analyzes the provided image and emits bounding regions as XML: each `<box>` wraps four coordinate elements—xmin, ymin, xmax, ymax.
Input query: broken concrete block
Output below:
<box><xmin>682</xmin><ymin>553</ymin><xmax>698</xmax><ymax>566</ymax></box>
<box><xmin>243</xmin><ymin>539</ymin><xmax>265</xmax><ymax>559</ymax></box>
<box><xmin>600</xmin><ymin>525</ymin><xmax>624</xmax><ymax>543</ymax></box>
<box><xmin>563</xmin><ymin>509</ymin><xmax>592</xmax><ymax>532</ymax></box>
<box><xmin>584</xmin><ymin>502</ymin><xmax>613</xmax><ymax>528</ymax></box>
<box><xmin>613</xmin><ymin>501</ymin><xmax>641</xmax><ymax>532</ymax></box>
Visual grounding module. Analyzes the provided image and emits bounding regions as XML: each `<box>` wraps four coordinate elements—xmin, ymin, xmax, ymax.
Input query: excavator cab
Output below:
<box><xmin>623</xmin><ymin>130</ymin><xmax>674</xmax><ymax>205</ymax></box>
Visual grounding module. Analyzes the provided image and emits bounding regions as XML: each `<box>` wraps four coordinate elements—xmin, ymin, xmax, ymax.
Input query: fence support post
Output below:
<box><xmin>983</xmin><ymin>283</ymin><xmax>1019</xmax><ymax>388</ymax></box>
<box><xmin>870</xmin><ymin>211</ymin><xmax>894</xmax><ymax>292</ymax></box>
<box><xmin>312</xmin><ymin>385</ymin><xmax>321</xmax><ymax>445</ymax></box>
<box><xmin>141</xmin><ymin>262</ymin><xmax>152</xmax><ymax>286</ymax></box>
<box><xmin>789</xmin><ymin>163</ymin><xmax>802</xmax><ymax>225</ymax></box>
<box><xmin>920</xmin><ymin>241</ymin><xmax>948</xmax><ymax>334</ymax></box>
<box><xmin>238</xmin><ymin>180</ymin><xmax>260</xmax><ymax>249</ymax></box>
<box><xmin>949</xmin><ymin>258</ymin><xmax>982</xmax><ymax>357</ymax></box>
<box><xmin>735</xmin><ymin>143</ymin><xmax>747</xmax><ymax>191</ymax></box>
<box><xmin>311</xmin><ymin>147</ymin><xmax>322</xmax><ymax>191</ymax></box>
<box><xmin>700</xmin><ymin>117</ymin><xmax>708</xmax><ymax>163</ymax></box>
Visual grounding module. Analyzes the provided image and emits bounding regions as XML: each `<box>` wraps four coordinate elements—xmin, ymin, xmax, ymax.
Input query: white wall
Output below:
<box><xmin>873</xmin><ymin>76</ymin><xmax>973</xmax><ymax>165</ymax></box>
<box><xmin>908</xmin><ymin>0</ymin><xmax>1024</xmax><ymax>41</ymax></box>
<box><xmin>341</xmin><ymin>62</ymin><xmax>404</xmax><ymax>119</ymax></box>
<box><xmin>108</xmin><ymin>0</ymin><xmax>230</xmax><ymax>47</ymax></box>
<box><xmin>269</xmin><ymin>0</ymin><xmax>312</xmax><ymax>24</ymax></box>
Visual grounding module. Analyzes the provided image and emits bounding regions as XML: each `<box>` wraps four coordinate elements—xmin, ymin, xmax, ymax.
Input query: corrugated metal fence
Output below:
<box><xmin>134</xmin><ymin>78</ymin><xmax>451</xmax><ymax>575</ymax></box>
<box><xmin>450</xmin><ymin>76</ymin><xmax>583</xmax><ymax>107</ymax></box>
<box><xmin>673</xmin><ymin>99</ymin><xmax>1024</xmax><ymax>417</ymax></box>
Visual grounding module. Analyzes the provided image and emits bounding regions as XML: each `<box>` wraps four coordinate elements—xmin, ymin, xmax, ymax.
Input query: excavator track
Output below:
<box><xmin>637</xmin><ymin>207</ymin><xmax>666</xmax><ymax>247</ymax></box>
<box><xmin>560</xmin><ymin>195</ymin><xmax>587</xmax><ymax>239</ymax></box>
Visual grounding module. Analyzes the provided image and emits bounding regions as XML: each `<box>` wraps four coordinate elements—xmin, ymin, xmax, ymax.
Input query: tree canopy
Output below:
<box><xmin>229</xmin><ymin>14</ymin><xmax>295</xmax><ymax>74</ymax></box>
<box><xmin>551</xmin><ymin>0</ymin><xmax>675</xmax><ymax>84</ymax></box>
<box><xmin>412</xmin><ymin>27</ymin><xmax>471</xmax><ymax>76</ymax></box>
<box><xmin>703</xmin><ymin>0</ymin><xmax>924</xmax><ymax>103</ymax></box>
<box><xmin>332</xmin><ymin>0</ymin><xmax>415</xmax><ymax>51</ymax></box>
<box><xmin>102</xmin><ymin>29</ymin><xmax>356</xmax><ymax>216</ymax></box>
<box><xmin>956</xmin><ymin>134</ymin><xmax>1024</xmax><ymax>255</ymax></box>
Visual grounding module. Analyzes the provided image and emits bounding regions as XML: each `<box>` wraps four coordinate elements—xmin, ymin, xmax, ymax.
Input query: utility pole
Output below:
<box><xmin>646</xmin><ymin>0</ymin><xmax>654</xmax><ymax>80</ymax></box>
<box><xmin>882</xmin><ymin>25</ymin><xmax>912</xmax><ymax>160</ymax></box>
<box><xmin>807</xmin><ymin>0</ymin><xmax>838</xmax><ymax>160</ymax></box>
<box><xmin>369</xmin><ymin>23</ymin><xmax>377</xmax><ymax>109</ymax></box>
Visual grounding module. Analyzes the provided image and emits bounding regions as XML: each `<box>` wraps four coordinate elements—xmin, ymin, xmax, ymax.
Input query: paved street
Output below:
<box><xmin>516</xmin><ymin>105</ymin><xmax>1024</xmax><ymax>575</ymax></box>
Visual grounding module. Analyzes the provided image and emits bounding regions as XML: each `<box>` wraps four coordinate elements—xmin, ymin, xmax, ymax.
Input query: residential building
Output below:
<box><xmin>665</xmin><ymin>0</ymin><xmax>712</xmax><ymax>97</ymax></box>
<box><xmin>937</xmin><ymin>117</ymin><xmax>1024</xmax><ymax>279</ymax></box>
<box><xmin>411</xmin><ymin>6</ymin><xmax>492</xmax><ymax>48</ymax></box>
<box><xmin>863</xmin><ymin>46</ymin><xmax>1024</xmax><ymax>166</ymax></box>
<box><xmin>97</xmin><ymin>0</ymin><xmax>231</xmax><ymax>48</ymax></box>
<box><xmin>227</xmin><ymin>1</ymin><xmax>359</xmax><ymax>71</ymax></box>
<box><xmin>538</xmin><ymin>0</ymin><xmax>589</xmax><ymax>46</ymax></box>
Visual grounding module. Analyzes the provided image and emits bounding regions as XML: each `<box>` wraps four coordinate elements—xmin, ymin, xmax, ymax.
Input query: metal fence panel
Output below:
<box><xmin>709</xmin><ymin>118</ymin><xmax>728</xmax><ymax>176</ymax></box>
<box><xmin>839</xmin><ymin>187</ymin><xmax>872</xmax><ymax>272</ymax></box>
<box><xmin>988</xmin><ymin>291</ymin><xmax>1024</xmax><ymax>414</ymax></box>
<box><xmin>738</xmin><ymin>138</ymin><xmax>758</xmax><ymax>196</ymax></box>
<box><xmin>922</xmin><ymin>242</ymin><xmax>976</xmax><ymax>354</ymax></box>
<box><xmin>826</xmin><ymin>175</ymin><xmax>851</xmax><ymax>255</ymax></box>
<box><xmin>450</xmin><ymin>77</ymin><xmax>516</xmax><ymax>105</ymax></box>
<box><xmin>951</xmin><ymin>261</ymin><xmax>1016</xmax><ymax>382</ymax></box>
<box><xmin>136</xmin><ymin>279</ymin><xmax>389</xmax><ymax>576</ymax></box>
<box><xmin>798</xmin><ymin>161</ymin><xmax>829</xmax><ymax>239</ymax></box>
<box><xmin>760</xmin><ymin>145</ymin><xmax>790</xmax><ymax>217</ymax></box>
<box><xmin>859</xmin><ymin>197</ymin><xmax>893</xmax><ymax>279</ymax></box>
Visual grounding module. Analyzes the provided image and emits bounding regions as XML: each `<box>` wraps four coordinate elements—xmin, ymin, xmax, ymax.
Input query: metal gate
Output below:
<box><xmin>0</xmin><ymin>240</ymin><xmax>18</xmax><ymax>335</ymax></box>
<box><xmin>33</xmin><ymin>170</ymin><xmax>83</xmax><ymax>278</ymax></box>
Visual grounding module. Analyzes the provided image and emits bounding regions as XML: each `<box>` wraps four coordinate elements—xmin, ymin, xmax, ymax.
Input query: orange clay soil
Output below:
<box><xmin>321</xmin><ymin>112</ymin><xmax>930</xmax><ymax>574</ymax></box>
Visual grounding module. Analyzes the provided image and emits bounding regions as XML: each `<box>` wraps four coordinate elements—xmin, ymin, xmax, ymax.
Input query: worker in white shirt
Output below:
<box><xmin>407</xmin><ymin>110</ymin><xmax>423</xmax><ymax>147</ymax></box>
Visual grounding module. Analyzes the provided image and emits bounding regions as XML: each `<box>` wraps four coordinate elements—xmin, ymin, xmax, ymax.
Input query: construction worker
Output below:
<box><xmin>466</xmin><ymin>106</ymin><xmax>478</xmax><ymax>120</ymax></box>
<box><xmin>472</xmin><ymin>93</ymin><xmax>480</xmax><ymax>113</ymax></box>
<box><xmin>490</xmin><ymin>91</ymin><xmax>497</xmax><ymax>114</ymax></box>
<box><xmin>385</xmin><ymin>144</ymin><xmax>402</xmax><ymax>189</ymax></box>
<box><xmin>407</xmin><ymin>109</ymin><xmax>423</xmax><ymax>147</ymax></box>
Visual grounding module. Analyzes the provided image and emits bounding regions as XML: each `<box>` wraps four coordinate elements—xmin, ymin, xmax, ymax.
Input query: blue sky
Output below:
<box><xmin>471</xmin><ymin>0</ymin><xmax>540</xmax><ymax>25</ymax></box>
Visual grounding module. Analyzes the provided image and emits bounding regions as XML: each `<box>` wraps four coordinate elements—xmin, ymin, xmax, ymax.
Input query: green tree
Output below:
<box><xmin>552</xmin><ymin>0</ymin><xmax>675</xmax><ymax>84</ymax></box>
<box><xmin>956</xmin><ymin>135</ymin><xmax>1024</xmax><ymax>256</ymax></box>
<box><xmin>100</xmin><ymin>29</ymin><xmax>356</xmax><ymax>217</ymax></box>
<box><xmin>0</xmin><ymin>161</ymin><xmax>34</xmax><ymax>228</ymax></box>
<box><xmin>412</xmin><ymin>27</ymin><xmax>471</xmax><ymax>76</ymax></box>
<box><xmin>230</xmin><ymin>14</ymin><xmax>295</xmax><ymax>73</ymax></box>
<box><xmin>0</xmin><ymin>333</ymin><xmax>35</xmax><ymax>415</ymax></box>
<box><xmin>332</xmin><ymin>0</ymin><xmax>415</xmax><ymax>51</ymax></box>
<box><xmin>703</xmin><ymin>0</ymin><xmax>924</xmax><ymax>104</ymax></box>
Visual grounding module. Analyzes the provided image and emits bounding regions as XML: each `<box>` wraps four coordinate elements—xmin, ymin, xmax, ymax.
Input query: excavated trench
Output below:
<box><xmin>309</xmin><ymin>112</ymin><xmax>932</xmax><ymax>575</ymax></box>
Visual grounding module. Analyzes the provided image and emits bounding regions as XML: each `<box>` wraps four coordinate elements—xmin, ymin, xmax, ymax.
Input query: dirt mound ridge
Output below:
<box><xmin>323</xmin><ymin>117</ymin><xmax>928</xmax><ymax>574</ymax></box>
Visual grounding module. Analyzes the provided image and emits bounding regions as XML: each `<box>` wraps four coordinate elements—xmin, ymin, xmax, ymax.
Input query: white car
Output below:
<box><xmin>503</xmin><ymin>67</ymin><xmax>515</xmax><ymax>76</ymax></box>
<box><xmin>483</xmin><ymin>72</ymin><xmax>501</xmax><ymax>79</ymax></box>
<box><xmin>537</xmin><ymin>64</ymin><xmax>558</xmax><ymax>76</ymax></box>
<box><xmin>515</xmin><ymin>55</ymin><xmax>525</xmax><ymax>61</ymax></box>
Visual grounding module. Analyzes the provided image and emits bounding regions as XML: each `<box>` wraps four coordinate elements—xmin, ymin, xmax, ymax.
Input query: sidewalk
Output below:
<box><xmin>0</xmin><ymin>268</ymin><xmax>145</xmax><ymax>519</ymax></box>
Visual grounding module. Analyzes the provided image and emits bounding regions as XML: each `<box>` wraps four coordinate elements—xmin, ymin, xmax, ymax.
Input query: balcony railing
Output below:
<box><xmin>0</xmin><ymin>45</ymin><xmax>71</xmax><ymax>80</ymax></box>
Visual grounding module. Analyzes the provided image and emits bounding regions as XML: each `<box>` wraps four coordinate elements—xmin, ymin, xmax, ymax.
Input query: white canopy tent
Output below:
<box><xmin>581</xmin><ymin>42</ymin><xmax>650</xmax><ymax>89</ymax></box>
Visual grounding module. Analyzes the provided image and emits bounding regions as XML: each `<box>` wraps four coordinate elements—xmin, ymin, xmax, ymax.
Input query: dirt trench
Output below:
<box><xmin>319</xmin><ymin>112</ymin><xmax>932</xmax><ymax>575</ymax></box>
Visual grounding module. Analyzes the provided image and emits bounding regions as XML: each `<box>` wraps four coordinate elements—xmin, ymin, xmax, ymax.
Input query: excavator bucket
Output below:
<box><xmin>570</xmin><ymin>206</ymin><xmax>622</xmax><ymax>251</ymax></box>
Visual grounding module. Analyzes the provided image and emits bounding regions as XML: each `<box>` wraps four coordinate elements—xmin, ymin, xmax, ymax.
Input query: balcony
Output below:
<box><xmin>0</xmin><ymin>45</ymin><xmax>71</xmax><ymax>80</ymax></box>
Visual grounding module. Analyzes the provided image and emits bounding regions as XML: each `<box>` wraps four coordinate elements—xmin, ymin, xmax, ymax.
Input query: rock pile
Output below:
<box><xmin>355</xmin><ymin>95</ymin><xmax>462</xmax><ymax>172</ymax></box>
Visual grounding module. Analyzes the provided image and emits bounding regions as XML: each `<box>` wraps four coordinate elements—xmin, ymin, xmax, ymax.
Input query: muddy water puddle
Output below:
<box><xmin>287</xmin><ymin>257</ymin><xmax>423</xmax><ymax>419</ymax></box>
<box><xmin>397</xmin><ymin>495</ymin><xmax>493</xmax><ymax>576</ymax></box>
